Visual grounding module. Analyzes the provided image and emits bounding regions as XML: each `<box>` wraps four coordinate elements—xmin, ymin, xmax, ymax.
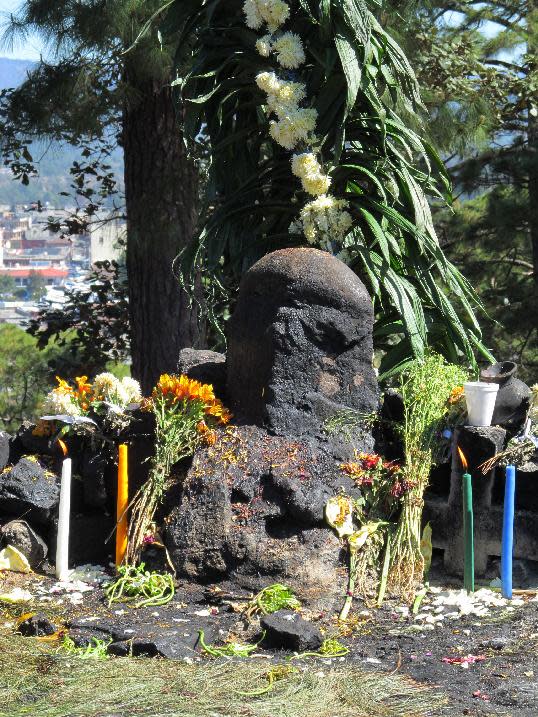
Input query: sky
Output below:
<box><xmin>0</xmin><ymin>0</ymin><xmax>44</xmax><ymax>60</ymax></box>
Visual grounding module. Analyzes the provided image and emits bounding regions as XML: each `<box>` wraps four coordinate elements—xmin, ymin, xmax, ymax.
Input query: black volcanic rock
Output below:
<box><xmin>0</xmin><ymin>456</ymin><xmax>59</xmax><ymax>526</ymax></box>
<box><xmin>226</xmin><ymin>248</ymin><xmax>378</xmax><ymax>455</ymax></box>
<box><xmin>261</xmin><ymin>610</ymin><xmax>323</xmax><ymax>652</ymax></box>
<box><xmin>0</xmin><ymin>519</ymin><xmax>48</xmax><ymax>567</ymax></box>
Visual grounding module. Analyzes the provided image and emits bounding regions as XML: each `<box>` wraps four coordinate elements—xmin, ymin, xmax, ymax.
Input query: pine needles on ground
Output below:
<box><xmin>0</xmin><ymin>631</ymin><xmax>445</xmax><ymax>717</ymax></box>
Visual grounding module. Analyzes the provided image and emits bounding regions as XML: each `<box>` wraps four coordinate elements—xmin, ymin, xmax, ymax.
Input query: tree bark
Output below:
<box><xmin>528</xmin><ymin>1</ymin><xmax>538</xmax><ymax>288</ymax></box>
<box><xmin>123</xmin><ymin>78</ymin><xmax>201</xmax><ymax>393</ymax></box>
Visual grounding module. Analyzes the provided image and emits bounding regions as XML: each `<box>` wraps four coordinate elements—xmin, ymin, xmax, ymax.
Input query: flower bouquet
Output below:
<box><xmin>125</xmin><ymin>374</ymin><xmax>231</xmax><ymax>564</ymax></box>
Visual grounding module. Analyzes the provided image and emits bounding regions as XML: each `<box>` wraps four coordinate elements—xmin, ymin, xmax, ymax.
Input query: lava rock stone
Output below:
<box><xmin>164</xmin><ymin>425</ymin><xmax>350</xmax><ymax>609</ymax></box>
<box><xmin>0</xmin><ymin>519</ymin><xmax>48</xmax><ymax>567</ymax></box>
<box><xmin>17</xmin><ymin>613</ymin><xmax>57</xmax><ymax>637</ymax></box>
<box><xmin>226</xmin><ymin>248</ymin><xmax>378</xmax><ymax>450</ymax></box>
<box><xmin>177</xmin><ymin>348</ymin><xmax>227</xmax><ymax>398</ymax></box>
<box><xmin>0</xmin><ymin>456</ymin><xmax>60</xmax><ymax>526</ymax></box>
<box><xmin>260</xmin><ymin>610</ymin><xmax>323</xmax><ymax>652</ymax></box>
<box><xmin>14</xmin><ymin>421</ymin><xmax>54</xmax><ymax>457</ymax></box>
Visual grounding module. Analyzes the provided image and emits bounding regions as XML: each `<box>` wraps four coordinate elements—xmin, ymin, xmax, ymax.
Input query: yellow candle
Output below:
<box><xmin>116</xmin><ymin>444</ymin><xmax>129</xmax><ymax>567</ymax></box>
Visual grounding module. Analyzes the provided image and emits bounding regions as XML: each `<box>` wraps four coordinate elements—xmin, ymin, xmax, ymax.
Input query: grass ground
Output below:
<box><xmin>0</xmin><ymin>631</ymin><xmax>445</xmax><ymax>717</ymax></box>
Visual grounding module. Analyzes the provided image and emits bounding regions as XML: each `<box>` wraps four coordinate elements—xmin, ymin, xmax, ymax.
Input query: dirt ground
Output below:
<box><xmin>1</xmin><ymin>567</ymin><xmax>537</xmax><ymax>717</ymax></box>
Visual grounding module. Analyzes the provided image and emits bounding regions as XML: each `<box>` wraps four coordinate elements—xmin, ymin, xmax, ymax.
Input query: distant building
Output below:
<box><xmin>89</xmin><ymin>215</ymin><xmax>125</xmax><ymax>264</ymax></box>
<box><xmin>0</xmin><ymin>267</ymin><xmax>69</xmax><ymax>288</ymax></box>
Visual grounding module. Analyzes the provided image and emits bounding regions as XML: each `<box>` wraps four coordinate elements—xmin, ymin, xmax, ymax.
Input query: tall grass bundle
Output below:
<box><xmin>389</xmin><ymin>353</ymin><xmax>468</xmax><ymax>599</ymax></box>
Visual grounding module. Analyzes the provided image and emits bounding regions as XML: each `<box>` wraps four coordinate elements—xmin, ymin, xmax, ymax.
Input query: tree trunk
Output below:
<box><xmin>123</xmin><ymin>78</ymin><xmax>201</xmax><ymax>393</ymax></box>
<box><xmin>528</xmin><ymin>1</ymin><xmax>538</xmax><ymax>288</ymax></box>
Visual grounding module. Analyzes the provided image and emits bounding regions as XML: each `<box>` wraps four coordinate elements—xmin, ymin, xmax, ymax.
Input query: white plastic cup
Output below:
<box><xmin>464</xmin><ymin>381</ymin><xmax>500</xmax><ymax>427</ymax></box>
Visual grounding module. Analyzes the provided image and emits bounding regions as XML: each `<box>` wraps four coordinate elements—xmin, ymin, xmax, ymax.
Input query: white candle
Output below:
<box><xmin>55</xmin><ymin>457</ymin><xmax>72</xmax><ymax>581</ymax></box>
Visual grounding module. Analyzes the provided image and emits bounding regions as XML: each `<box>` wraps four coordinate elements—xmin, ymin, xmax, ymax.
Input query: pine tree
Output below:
<box><xmin>381</xmin><ymin>0</ymin><xmax>537</xmax><ymax>376</ymax></box>
<box><xmin>0</xmin><ymin>1</ymin><xmax>202</xmax><ymax>392</ymax></box>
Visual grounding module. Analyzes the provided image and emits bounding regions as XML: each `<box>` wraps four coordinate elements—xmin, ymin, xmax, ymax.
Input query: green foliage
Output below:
<box><xmin>105</xmin><ymin>564</ymin><xmax>175</xmax><ymax>608</ymax></box>
<box><xmin>0</xmin><ymin>276</ymin><xmax>16</xmax><ymax>297</ymax></box>
<box><xmin>438</xmin><ymin>187</ymin><xmax>537</xmax><ymax>381</ymax></box>
<box><xmin>290</xmin><ymin>638</ymin><xmax>350</xmax><ymax>660</ymax></box>
<box><xmin>245</xmin><ymin>583</ymin><xmax>301</xmax><ymax>619</ymax></box>
<box><xmin>165</xmin><ymin>0</ymin><xmax>491</xmax><ymax>376</ymax></box>
<box><xmin>381</xmin><ymin>1</ymin><xmax>538</xmax><ymax>378</ymax></box>
<box><xmin>390</xmin><ymin>352</ymin><xmax>468</xmax><ymax>597</ymax></box>
<box><xmin>0</xmin><ymin>324</ymin><xmax>71</xmax><ymax>432</ymax></box>
<box><xmin>26</xmin><ymin>271</ymin><xmax>47</xmax><ymax>301</ymax></box>
<box><xmin>27</xmin><ymin>260</ymin><xmax>130</xmax><ymax>376</ymax></box>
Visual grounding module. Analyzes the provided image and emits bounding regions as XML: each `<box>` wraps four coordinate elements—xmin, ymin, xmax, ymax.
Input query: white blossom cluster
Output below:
<box><xmin>256</xmin><ymin>31</ymin><xmax>305</xmax><ymax>68</ymax></box>
<box><xmin>244</xmin><ymin>0</ymin><xmax>354</xmax><ymax>253</ymax></box>
<box><xmin>93</xmin><ymin>373</ymin><xmax>142</xmax><ymax>407</ymax></box>
<box><xmin>42</xmin><ymin>389</ymin><xmax>82</xmax><ymax>417</ymax></box>
<box><xmin>244</xmin><ymin>0</ymin><xmax>290</xmax><ymax>34</ymax></box>
<box><xmin>255</xmin><ymin>72</ymin><xmax>316</xmax><ymax>150</ymax></box>
<box><xmin>296</xmin><ymin>195</ymin><xmax>353</xmax><ymax>249</ymax></box>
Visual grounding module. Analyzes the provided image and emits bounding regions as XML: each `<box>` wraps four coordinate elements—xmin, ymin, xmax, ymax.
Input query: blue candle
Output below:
<box><xmin>501</xmin><ymin>465</ymin><xmax>516</xmax><ymax>599</ymax></box>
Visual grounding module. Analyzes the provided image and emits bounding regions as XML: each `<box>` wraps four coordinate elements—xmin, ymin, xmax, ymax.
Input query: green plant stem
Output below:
<box><xmin>339</xmin><ymin>549</ymin><xmax>358</xmax><ymax>621</ymax></box>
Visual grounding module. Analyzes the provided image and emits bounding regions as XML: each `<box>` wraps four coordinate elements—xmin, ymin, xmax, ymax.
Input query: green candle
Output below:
<box><xmin>462</xmin><ymin>471</ymin><xmax>475</xmax><ymax>593</ymax></box>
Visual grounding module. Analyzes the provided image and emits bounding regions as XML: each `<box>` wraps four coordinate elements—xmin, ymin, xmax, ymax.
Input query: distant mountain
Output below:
<box><xmin>0</xmin><ymin>57</ymin><xmax>123</xmax><ymax>208</ymax></box>
<box><xmin>0</xmin><ymin>57</ymin><xmax>34</xmax><ymax>90</ymax></box>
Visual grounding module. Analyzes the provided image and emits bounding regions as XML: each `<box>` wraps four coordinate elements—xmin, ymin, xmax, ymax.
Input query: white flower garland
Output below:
<box><xmin>244</xmin><ymin>0</ymin><xmax>352</xmax><ymax>252</ymax></box>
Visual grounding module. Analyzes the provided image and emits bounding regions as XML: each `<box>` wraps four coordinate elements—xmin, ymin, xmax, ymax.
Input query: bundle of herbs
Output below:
<box><xmin>389</xmin><ymin>353</ymin><xmax>468</xmax><ymax>599</ymax></box>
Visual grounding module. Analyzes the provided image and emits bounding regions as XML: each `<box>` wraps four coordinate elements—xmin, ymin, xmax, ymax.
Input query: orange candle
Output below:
<box><xmin>116</xmin><ymin>444</ymin><xmax>129</xmax><ymax>567</ymax></box>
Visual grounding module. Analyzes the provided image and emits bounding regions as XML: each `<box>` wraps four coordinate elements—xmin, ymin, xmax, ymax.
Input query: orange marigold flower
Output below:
<box><xmin>75</xmin><ymin>375</ymin><xmax>92</xmax><ymax>397</ymax></box>
<box><xmin>204</xmin><ymin>399</ymin><xmax>233</xmax><ymax>425</ymax></box>
<box><xmin>55</xmin><ymin>376</ymin><xmax>73</xmax><ymax>394</ymax></box>
<box><xmin>448</xmin><ymin>386</ymin><xmax>465</xmax><ymax>404</ymax></box>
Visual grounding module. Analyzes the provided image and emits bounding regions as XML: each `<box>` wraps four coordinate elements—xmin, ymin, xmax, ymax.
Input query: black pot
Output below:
<box><xmin>480</xmin><ymin>361</ymin><xmax>531</xmax><ymax>431</ymax></box>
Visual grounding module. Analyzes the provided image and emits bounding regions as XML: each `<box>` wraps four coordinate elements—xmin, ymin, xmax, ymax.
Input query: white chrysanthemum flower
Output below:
<box><xmin>269</xmin><ymin>108</ymin><xmax>317</xmax><ymax>150</ymax></box>
<box><xmin>291</xmin><ymin>152</ymin><xmax>320</xmax><ymax>179</ymax></box>
<box><xmin>262</xmin><ymin>78</ymin><xmax>307</xmax><ymax>116</ymax></box>
<box><xmin>269</xmin><ymin>118</ymin><xmax>297</xmax><ymax>149</ymax></box>
<box><xmin>272</xmin><ymin>32</ymin><xmax>305</xmax><ymax>69</ymax></box>
<box><xmin>121</xmin><ymin>377</ymin><xmax>142</xmax><ymax>404</ymax></box>
<box><xmin>257</xmin><ymin>0</ymin><xmax>290</xmax><ymax>33</ymax></box>
<box><xmin>255</xmin><ymin>34</ymin><xmax>273</xmax><ymax>57</ymax></box>
<box><xmin>303</xmin><ymin>173</ymin><xmax>331</xmax><ymax>196</ymax></box>
<box><xmin>299</xmin><ymin>194</ymin><xmax>353</xmax><ymax>246</ymax></box>
<box><xmin>92</xmin><ymin>372</ymin><xmax>131</xmax><ymax>406</ymax></box>
<box><xmin>243</xmin><ymin>0</ymin><xmax>263</xmax><ymax>29</ymax></box>
<box><xmin>256</xmin><ymin>71</ymin><xmax>281</xmax><ymax>96</ymax></box>
<box><xmin>291</xmin><ymin>152</ymin><xmax>331</xmax><ymax>196</ymax></box>
<box><xmin>42</xmin><ymin>390</ymin><xmax>81</xmax><ymax>417</ymax></box>
<box><xmin>93</xmin><ymin>372</ymin><xmax>120</xmax><ymax>396</ymax></box>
